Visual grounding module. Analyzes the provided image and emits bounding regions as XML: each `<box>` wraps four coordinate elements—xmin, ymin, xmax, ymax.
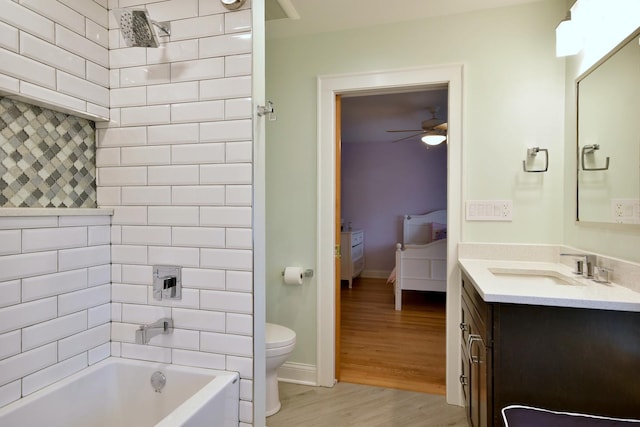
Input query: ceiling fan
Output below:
<box><xmin>386</xmin><ymin>107</ymin><xmax>448</xmax><ymax>145</ymax></box>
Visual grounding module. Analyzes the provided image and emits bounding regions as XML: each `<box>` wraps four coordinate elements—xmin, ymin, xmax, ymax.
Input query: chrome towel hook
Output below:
<box><xmin>257</xmin><ymin>101</ymin><xmax>276</xmax><ymax>121</ymax></box>
<box><xmin>581</xmin><ymin>144</ymin><xmax>610</xmax><ymax>171</ymax></box>
<box><xmin>522</xmin><ymin>147</ymin><xmax>548</xmax><ymax>173</ymax></box>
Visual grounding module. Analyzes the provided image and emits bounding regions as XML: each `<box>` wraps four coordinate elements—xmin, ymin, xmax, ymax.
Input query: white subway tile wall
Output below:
<box><xmin>0</xmin><ymin>214</ymin><xmax>111</xmax><ymax>407</ymax></box>
<box><xmin>0</xmin><ymin>0</ymin><xmax>254</xmax><ymax>423</ymax></box>
<box><xmin>0</xmin><ymin>0</ymin><xmax>109</xmax><ymax>119</ymax></box>
<box><xmin>102</xmin><ymin>1</ymin><xmax>254</xmax><ymax>424</ymax></box>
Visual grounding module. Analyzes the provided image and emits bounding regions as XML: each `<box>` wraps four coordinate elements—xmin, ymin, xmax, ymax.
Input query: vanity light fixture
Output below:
<box><xmin>421</xmin><ymin>133</ymin><xmax>447</xmax><ymax>145</ymax></box>
<box><xmin>556</xmin><ymin>11</ymin><xmax>582</xmax><ymax>57</ymax></box>
<box><xmin>221</xmin><ymin>0</ymin><xmax>246</xmax><ymax>10</ymax></box>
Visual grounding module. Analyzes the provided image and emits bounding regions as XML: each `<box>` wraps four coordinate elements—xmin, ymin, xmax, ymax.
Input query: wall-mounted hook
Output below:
<box><xmin>522</xmin><ymin>147</ymin><xmax>548</xmax><ymax>173</ymax></box>
<box><xmin>581</xmin><ymin>144</ymin><xmax>610</xmax><ymax>171</ymax></box>
<box><xmin>257</xmin><ymin>100</ymin><xmax>276</xmax><ymax>121</ymax></box>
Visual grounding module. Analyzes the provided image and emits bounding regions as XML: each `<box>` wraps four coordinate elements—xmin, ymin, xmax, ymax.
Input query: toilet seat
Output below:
<box><xmin>266</xmin><ymin>323</ymin><xmax>296</xmax><ymax>349</ymax></box>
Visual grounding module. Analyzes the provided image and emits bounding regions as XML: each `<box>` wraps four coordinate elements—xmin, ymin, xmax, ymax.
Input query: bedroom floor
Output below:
<box><xmin>339</xmin><ymin>277</ymin><xmax>447</xmax><ymax>395</ymax></box>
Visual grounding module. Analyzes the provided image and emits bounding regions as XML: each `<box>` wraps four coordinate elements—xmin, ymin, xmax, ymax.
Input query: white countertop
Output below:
<box><xmin>459</xmin><ymin>258</ymin><xmax>640</xmax><ymax>312</ymax></box>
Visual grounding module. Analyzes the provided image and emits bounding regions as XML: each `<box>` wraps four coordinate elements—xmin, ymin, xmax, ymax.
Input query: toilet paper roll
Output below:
<box><xmin>283</xmin><ymin>267</ymin><xmax>304</xmax><ymax>285</ymax></box>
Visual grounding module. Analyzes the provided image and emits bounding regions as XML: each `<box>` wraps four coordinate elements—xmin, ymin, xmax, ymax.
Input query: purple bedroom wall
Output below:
<box><xmin>341</xmin><ymin>140</ymin><xmax>447</xmax><ymax>274</ymax></box>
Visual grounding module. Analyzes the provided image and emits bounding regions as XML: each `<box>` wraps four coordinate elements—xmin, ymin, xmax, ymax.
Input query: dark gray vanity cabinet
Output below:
<box><xmin>460</xmin><ymin>271</ymin><xmax>640</xmax><ymax>427</ymax></box>
<box><xmin>460</xmin><ymin>273</ymin><xmax>492</xmax><ymax>427</ymax></box>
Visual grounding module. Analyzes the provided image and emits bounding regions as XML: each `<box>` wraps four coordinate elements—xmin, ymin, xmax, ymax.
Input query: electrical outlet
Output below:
<box><xmin>466</xmin><ymin>200</ymin><xmax>513</xmax><ymax>221</ymax></box>
<box><xmin>501</xmin><ymin>201</ymin><xmax>512</xmax><ymax>218</ymax></box>
<box><xmin>611</xmin><ymin>199</ymin><xmax>640</xmax><ymax>223</ymax></box>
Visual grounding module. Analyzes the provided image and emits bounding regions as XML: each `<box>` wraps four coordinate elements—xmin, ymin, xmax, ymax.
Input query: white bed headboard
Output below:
<box><xmin>402</xmin><ymin>209</ymin><xmax>447</xmax><ymax>245</ymax></box>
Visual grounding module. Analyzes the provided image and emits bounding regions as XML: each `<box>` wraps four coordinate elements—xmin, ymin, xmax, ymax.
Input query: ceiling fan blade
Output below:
<box><xmin>421</xmin><ymin>118</ymin><xmax>445</xmax><ymax>129</ymax></box>
<box><xmin>386</xmin><ymin>129</ymin><xmax>424</xmax><ymax>133</ymax></box>
<box><xmin>433</xmin><ymin>122</ymin><xmax>448</xmax><ymax>131</ymax></box>
<box><xmin>391</xmin><ymin>132</ymin><xmax>424</xmax><ymax>143</ymax></box>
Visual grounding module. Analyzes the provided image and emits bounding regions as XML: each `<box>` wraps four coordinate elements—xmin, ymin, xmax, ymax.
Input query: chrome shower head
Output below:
<box><xmin>114</xmin><ymin>8</ymin><xmax>170</xmax><ymax>48</ymax></box>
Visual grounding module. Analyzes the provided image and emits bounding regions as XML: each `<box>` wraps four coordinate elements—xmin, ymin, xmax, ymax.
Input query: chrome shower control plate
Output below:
<box><xmin>153</xmin><ymin>265</ymin><xmax>182</xmax><ymax>301</ymax></box>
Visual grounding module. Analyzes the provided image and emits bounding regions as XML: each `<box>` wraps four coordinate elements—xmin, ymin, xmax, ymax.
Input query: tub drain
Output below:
<box><xmin>151</xmin><ymin>371</ymin><xmax>166</xmax><ymax>393</ymax></box>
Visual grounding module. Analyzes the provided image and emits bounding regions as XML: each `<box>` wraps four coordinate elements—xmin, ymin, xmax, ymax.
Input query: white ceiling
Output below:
<box><xmin>266</xmin><ymin>0</ymin><xmax>544</xmax><ymax>40</ymax></box>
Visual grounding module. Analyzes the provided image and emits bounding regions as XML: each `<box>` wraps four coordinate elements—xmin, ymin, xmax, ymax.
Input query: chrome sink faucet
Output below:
<box><xmin>560</xmin><ymin>253</ymin><xmax>597</xmax><ymax>278</ymax></box>
<box><xmin>135</xmin><ymin>318</ymin><xmax>173</xmax><ymax>345</ymax></box>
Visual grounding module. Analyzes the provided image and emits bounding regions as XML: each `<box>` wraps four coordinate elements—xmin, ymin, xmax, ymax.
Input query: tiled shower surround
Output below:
<box><xmin>0</xmin><ymin>0</ymin><xmax>255</xmax><ymax>425</ymax></box>
<box><xmin>0</xmin><ymin>97</ymin><xmax>97</xmax><ymax>208</ymax></box>
<box><xmin>0</xmin><ymin>214</ymin><xmax>111</xmax><ymax>408</ymax></box>
<box><xmin>104</xmin><ymin>2</ymin><xmax>254</xmax><ymax>424</ymax></box>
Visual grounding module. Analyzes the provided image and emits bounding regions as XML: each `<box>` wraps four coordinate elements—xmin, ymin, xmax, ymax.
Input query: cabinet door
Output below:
<box><xmin>492</xmin><ymin>303</ymin><xmax>640</xmax><ymax>421</ymax></box>
<box><xmin>462</xmin><ymin>287</ymin><xmax>490</xmax><ymax>427</ymax></box>
<box><xmin>461</xmin><ymin>298</ymin><xmax>479</xmax><ymax>426</ymax></box>
<box><xmin>469</xmin><ymin>334</ymin><xmax>488</xmax><ymax>427</ymax></box>
<box><xmin>460</xmin><ymin>345</ymin><xmax>470</xmax><ymax>416</ymax></box>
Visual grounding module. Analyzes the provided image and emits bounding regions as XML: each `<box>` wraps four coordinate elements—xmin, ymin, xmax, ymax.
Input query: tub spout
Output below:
<box><xmin>135</xmin><ymin>318</ymin><xmax>173</xmax><ymax>345</ymax></box>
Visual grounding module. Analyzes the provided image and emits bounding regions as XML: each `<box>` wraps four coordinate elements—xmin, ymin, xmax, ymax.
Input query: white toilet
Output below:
<box><xmin>265</xmin><ymin>322</ymin><xmax>296</xmax><ymax>417</ymax></box>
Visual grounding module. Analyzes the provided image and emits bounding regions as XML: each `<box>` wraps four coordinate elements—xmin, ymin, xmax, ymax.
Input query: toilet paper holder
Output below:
<box><xmin>281</xmin><ymin>269</ymin><xmax>314</xmax><ymax>278</ymax></box>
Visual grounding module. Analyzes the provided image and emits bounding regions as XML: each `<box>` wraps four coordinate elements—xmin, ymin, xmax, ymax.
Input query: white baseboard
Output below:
<box><xmin>277</xmin><ymin>362</ymin><xmax>317</xmax><ymax>386</ymax></box>
<box><xmin>361</xmin><ymin>269</ymin><xmax>392</xmax><ymax>279</ymax></box>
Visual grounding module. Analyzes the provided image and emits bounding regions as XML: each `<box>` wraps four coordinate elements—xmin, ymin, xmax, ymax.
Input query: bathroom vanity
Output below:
<box><xmin>459</xmin><ymin>261</ymin><xmax>640</xmax><ymax>427</ymax></box>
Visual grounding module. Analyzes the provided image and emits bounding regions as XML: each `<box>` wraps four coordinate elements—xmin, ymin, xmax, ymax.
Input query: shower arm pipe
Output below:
<box><xmin>221</xmin><ymin>0</ymin><xmax>247</xmax><ymax>11</ymax></box>
<box><xmin>152</xmin><ymin>20</ymin><xmax>171</xmax><ymax>37</ymax></box>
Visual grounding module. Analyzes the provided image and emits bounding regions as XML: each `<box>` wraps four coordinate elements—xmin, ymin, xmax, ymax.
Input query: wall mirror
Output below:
<box><xmin>576</xmin><ymin>27</ymin><xmax>640</xmax><ymax>224</ymax></box>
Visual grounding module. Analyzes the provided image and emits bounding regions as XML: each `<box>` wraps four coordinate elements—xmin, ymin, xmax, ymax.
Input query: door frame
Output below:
<box><xmin>316</xmin><ymin>64</ymin><xmax>464</xmax><ymax>405</ymax></box>
<box><xmin>334</xmin><ymin>94</ymin><xmax>342</xmax><ymax>381</ymax></box>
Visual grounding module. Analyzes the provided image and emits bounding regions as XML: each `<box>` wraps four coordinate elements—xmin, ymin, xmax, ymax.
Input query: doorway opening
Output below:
<box><xmin>338</xmin><ymin>88</ymin><xmax>449</xmax><ymax>394</ymax></box>
<box><xmin>316</xmin><ymin>64</ymin><xmax>464</xmax><ymax>406</ymax></box>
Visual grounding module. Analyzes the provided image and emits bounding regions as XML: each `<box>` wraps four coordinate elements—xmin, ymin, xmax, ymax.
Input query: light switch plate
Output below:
<box><xmin>466</xmin><ymin>200</ymin><xmax>513</xmax><ymax>221</ymax></box>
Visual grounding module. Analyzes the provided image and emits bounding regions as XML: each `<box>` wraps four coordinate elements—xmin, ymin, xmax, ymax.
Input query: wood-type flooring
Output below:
<box><xmin>266</xmin><ymin>381</ymin><xmax>468</xmax><ymax>427</ymax></box>
<box><xmin>339</xmin><ymin>277</ymin><xmax>447</xmax><ymax>395</ymax></box>
<box><xmin>266</xmin><ymin>277</ymin><xmax>463</xmax><ymax>427</ymax></box>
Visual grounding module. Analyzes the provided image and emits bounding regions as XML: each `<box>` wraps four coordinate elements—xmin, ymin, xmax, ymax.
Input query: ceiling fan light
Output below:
<box><xmin>421</xmin><ymin>134</ymin><xmax>446</xmax><ymax>145</ymax></box>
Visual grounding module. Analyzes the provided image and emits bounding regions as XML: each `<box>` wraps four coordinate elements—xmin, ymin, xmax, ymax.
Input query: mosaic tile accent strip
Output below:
<box><xmin>0</xmin><ymin>97</ymin><xmax>96</xmax><ymax>208</ymax></box>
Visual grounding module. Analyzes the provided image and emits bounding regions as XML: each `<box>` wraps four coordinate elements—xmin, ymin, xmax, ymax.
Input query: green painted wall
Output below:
<box><xmin>266</xmin><ymin>0</ymin><xmax>569</xmax><ymax>366</ymax></box>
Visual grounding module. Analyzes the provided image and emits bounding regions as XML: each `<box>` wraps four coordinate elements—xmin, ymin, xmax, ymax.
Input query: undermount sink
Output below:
<box><xmin>489</xmin><ymin>268</ymin><xmax>584</xmax><ymax>286</ymax></box>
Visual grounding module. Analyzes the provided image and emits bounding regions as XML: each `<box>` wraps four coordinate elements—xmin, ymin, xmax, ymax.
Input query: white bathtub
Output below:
<box><xmin>0</xmin><ymin>358</ymin><xmax>239</xmax><ymax>427</ymax></box>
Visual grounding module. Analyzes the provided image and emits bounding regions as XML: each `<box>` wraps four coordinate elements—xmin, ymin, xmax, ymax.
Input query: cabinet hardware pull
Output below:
<box><xmin>468</xmin><ymin>334</ymin><xmax>483</xmax><ymax>364</ymax></box>
<box><xmin>459</xmin><ymin>322</ymin><xmax>469</xmax><ymax>332</ymax></box>
<box><xmin>459</xmin><ymin>374</ymin><xmax>468</xmax><ymax>385</ymax></box>
<box><xmin>466</xmin><ymin>334</ymin><xmax>475</xmax><ymax>352</ymax></box>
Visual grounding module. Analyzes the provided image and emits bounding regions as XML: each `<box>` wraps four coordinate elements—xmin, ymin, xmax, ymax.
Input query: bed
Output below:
<box><xmin>389</xmin><ymin>209</ymin><xmax>447</xmax><ymax>311</ymax></box>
